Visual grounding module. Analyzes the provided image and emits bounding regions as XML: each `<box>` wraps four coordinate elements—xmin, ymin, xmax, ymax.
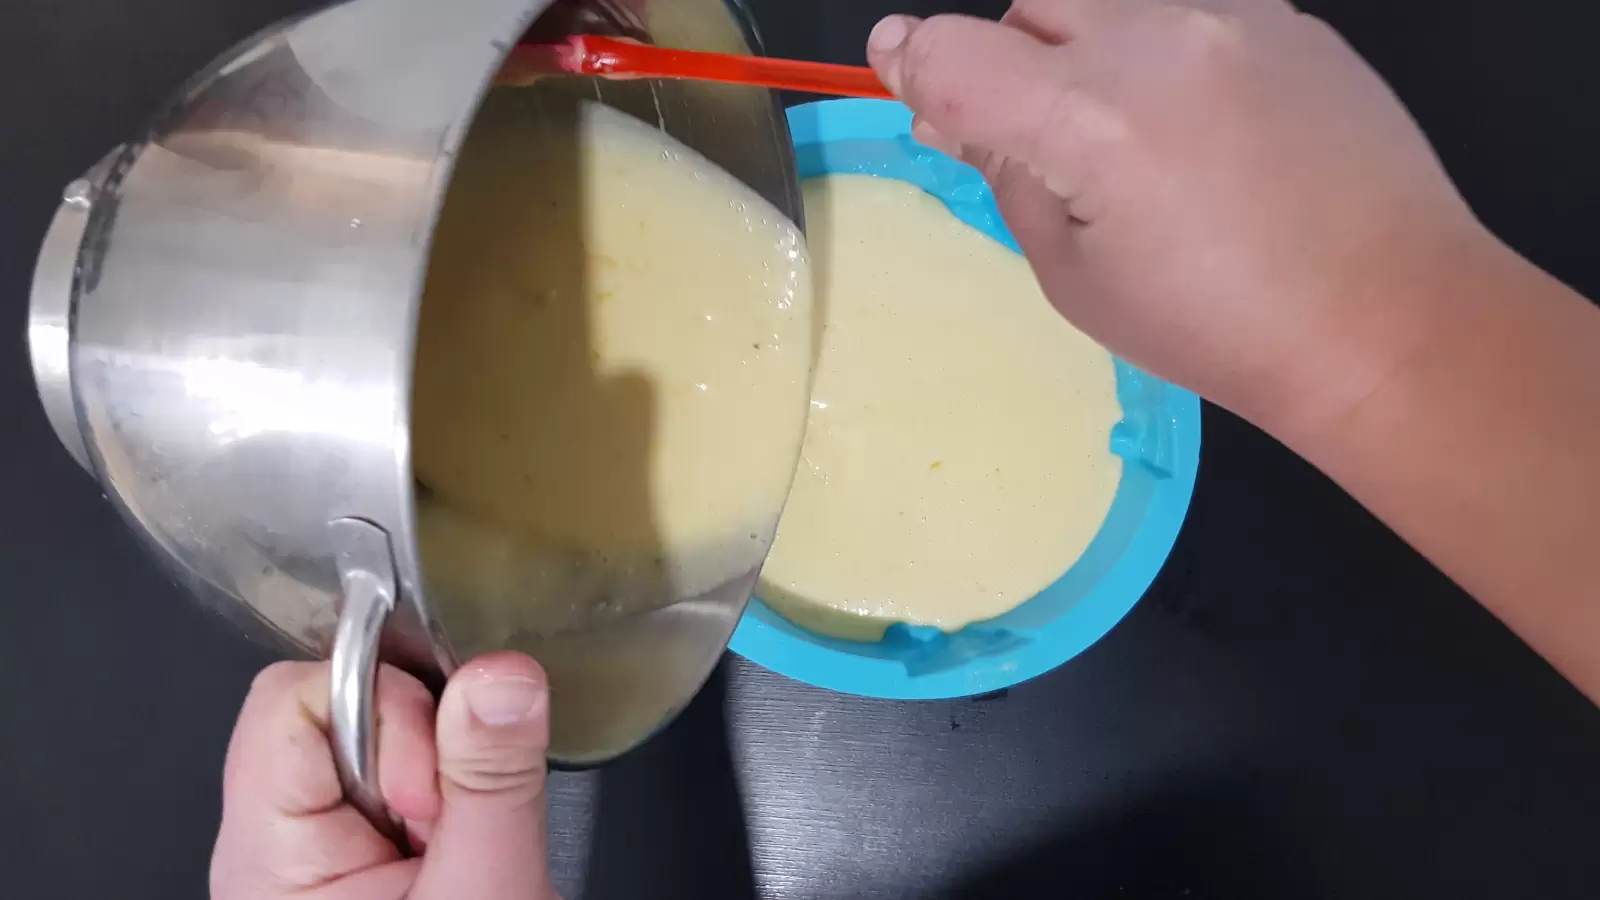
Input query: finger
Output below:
<box><xmin>410</xmin><ymin>652</ymin><xmax>558</xmax><ymax>900</ymax></box>
<box><xmin>1003</xmin><ymin>0</ymin><xmax>1144</xmax><ymax>43</ymax></box>
<box><xmin>953</xmin><ymin>142</ymin><xmax>1104</xmax><ymax>341</ymax></box>
<box><xmin>213</xmin><ymin>662</ymin><xmax>439</xmax><ymax>894</ymax></box>
<box><xmin>216</xmin><ymin>662</ymin><xmax>396</xmax><ymax>893</ymax></box>
<box><xmin>372</xmin><ymin>667</ymin><xmax>442</xmax><ymax>848</ymax></box>
<box><xmin>867</xmin><ymin>14</ymin><xmax>1122</xmax><ymax>184</ymax></box>
<box><xmin>910</xmin><ymin>116</ymin><xmax>964</xmax><ymax>159</ymax></box>
<box><xmin>222</xmin><ymin>662</ymin><xmax>343</xmax><ymax>819</ymax></box>
<box><xmin>222</xmin><ymin>662</ymin><xmax>439</xmax><ymax>823</ymax></box>
<box><xmin>964</xmin><ymin>145</ymin><xmax>1089</xmax><ymax>269</ymax></box>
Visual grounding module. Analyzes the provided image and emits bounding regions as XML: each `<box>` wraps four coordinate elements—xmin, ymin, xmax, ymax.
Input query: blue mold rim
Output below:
<box><xmin>728</xmin><ymin>99</ymin><xmax>1202</xmax><ymax>699</ymax></box>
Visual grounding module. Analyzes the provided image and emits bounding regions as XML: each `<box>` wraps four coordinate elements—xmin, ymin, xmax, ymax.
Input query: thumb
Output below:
<box><xmin>409</xmin><ymin>652</ymin><xmax>560</xmax><ymax>900</ymax></box>
<box><xmin>866</xmin><ymin>13</ymin><xmax>1108</xmax><ymax>195</ymax></box>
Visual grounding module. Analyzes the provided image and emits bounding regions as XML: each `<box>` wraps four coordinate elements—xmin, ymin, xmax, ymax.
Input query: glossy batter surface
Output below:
<box><xmin>759</xmin><ymin>175</ymin><xmax>1122</xmax><ymax>639</ymax></box>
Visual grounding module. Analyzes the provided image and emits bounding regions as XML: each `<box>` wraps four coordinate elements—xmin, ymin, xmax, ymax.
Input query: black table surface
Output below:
<box><xmin>5</xmin><ymin>1</ymin><xmax>1600</xmax><ymax>898</ymax></box>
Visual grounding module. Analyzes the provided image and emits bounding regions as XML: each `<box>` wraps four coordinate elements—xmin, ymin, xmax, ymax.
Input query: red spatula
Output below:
<box><xmin>499</xmin><ymin>34</ymin><xmax>894</xmax><ymax>100</ymax></box>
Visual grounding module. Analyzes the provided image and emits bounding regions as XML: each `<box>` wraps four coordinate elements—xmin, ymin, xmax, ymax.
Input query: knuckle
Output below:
<box><xmin>898</xmin><ymin>16</ymin><xmax>974</xmax><ymax>113</ymax></box>
<box><xmin>1170</xmin><ymin>7</ymin><xmax>1248</xmax><ymax>62</ymax></box>
<box><xmin>900</xmin><ymin>15</ymin><xmax>964</xmax><ymax>76</ymax></box>
<box><xmin>1032</xmin><ymin>86</ymin><xmax>1127</xmax><ymax>162</ymax></box>
<box><xmin>990</xmin><ymin>156</ymin><xmax>1045</xmax><ymax>205</ymax></box>
<box><xmin>445</xmin><ymin>746</ymin><xmax>548</xmax><ymax>795</ymax></box>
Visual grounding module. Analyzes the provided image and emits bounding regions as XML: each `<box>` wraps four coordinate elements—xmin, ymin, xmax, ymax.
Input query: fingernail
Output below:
<box><xmin>868</xmin><ymin>15</ymin><xmax>913</xmax><ymax>55</ymax></box>
<box><xmin>465</xmin><ymin>675</ymin><xmax>544</xmax><ymax>727</ymax></box>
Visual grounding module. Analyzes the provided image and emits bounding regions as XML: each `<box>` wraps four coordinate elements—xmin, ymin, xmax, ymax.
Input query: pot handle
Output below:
<box><xmin>328</xmin><ymin>518</ymin><xmax>413</xmax><ymax>855</ymax></box>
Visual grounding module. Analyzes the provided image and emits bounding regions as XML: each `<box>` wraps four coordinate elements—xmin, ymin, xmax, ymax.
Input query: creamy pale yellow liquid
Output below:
<box><xmin>411</xmin><ymin>91</ymin><xmax>813</xmax><ymax>650</ymax></box>
<box><xmin>758</xmin><ymin>175</ymin><xmax>1122</xmax><ymax>641</ymax></box>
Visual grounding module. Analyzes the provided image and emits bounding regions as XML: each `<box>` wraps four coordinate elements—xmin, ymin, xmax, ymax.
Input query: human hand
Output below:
<box><xmin>866</xmin><ymin>0</ymin><xmax>1495</xmax><ymax>438</ymax></box>
<box><xmin>210</xmin><ymin>653</ymin><xmax>559</xmax><ymax>899</ymax></box>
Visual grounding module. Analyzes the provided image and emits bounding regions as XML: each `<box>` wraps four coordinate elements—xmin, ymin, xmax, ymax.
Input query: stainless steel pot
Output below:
<box><xmin>27</xmin><ymin>0</ymin><xmax>805</xmax><ymax>846</ymax></box>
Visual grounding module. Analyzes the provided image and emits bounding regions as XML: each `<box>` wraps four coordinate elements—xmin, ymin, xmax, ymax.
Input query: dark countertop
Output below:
<box><xmin>4</xmin><ymin>1</ymin><xmax>1600</xmax><ymax>898</ymax></box>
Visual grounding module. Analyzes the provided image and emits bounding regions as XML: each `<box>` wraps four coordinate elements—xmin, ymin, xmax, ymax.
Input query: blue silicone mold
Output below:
<box><xmin>728</xmin><ymin>99</ymin><xmax>1202</xmax><ymax>699</ymax></box>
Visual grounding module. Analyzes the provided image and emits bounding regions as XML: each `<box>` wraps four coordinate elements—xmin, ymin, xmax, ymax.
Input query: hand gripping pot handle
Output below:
<box><xmin>328</xmin><ymin>518</ymin><xmax>413</xmax><ymax>854</ymax></box>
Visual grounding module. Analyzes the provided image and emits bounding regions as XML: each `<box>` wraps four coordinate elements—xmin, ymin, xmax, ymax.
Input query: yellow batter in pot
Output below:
<box><xmin>412</xmin><ymin>92</ymin><xmax>814</xmax><ymax>648</ymax></box>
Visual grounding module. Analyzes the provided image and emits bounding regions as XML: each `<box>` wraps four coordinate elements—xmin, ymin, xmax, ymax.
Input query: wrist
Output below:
<box><xmin>1237</xmin><ymin>221</ymin><xmax>1514</xmax><ymax>454</ymax></box>
<box><xmin>1247</xmin><ymin>224</ymin><xmax>1600</xmax><ymax>698</ymax></box>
